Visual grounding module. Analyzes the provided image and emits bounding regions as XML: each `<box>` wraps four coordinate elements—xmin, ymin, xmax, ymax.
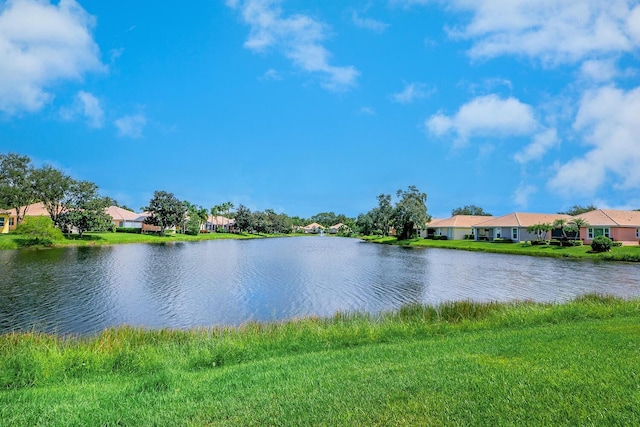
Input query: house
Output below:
<box><xmin>0</xmin><ymin>202</ymin><xmax>51</xmax><ymax>232</ymax></box>
<box><xmin>207</xmin><ymin>215</ymin><xmax>235</xmax><ymax>233</ymax></box>
<box><xmin>473</xmin><ymin>212</ymin><xmax>572</xmax><ymax>242</ymax></box>
<box><xmin>0</xmin><ymin>209</ymin><xmax>10</xmax><ymax>234</ymax></box>
<box><xmin>574</xmin><ymin>209</ymin><xmax>640</xmax><ymax>245</ymax></box>
<box><xmin>417</xmin><ymin>218</ymin><xmax>441</xmax><ymax>238</ymax></box>
<box><xmin>328</xmin><ymin>223</ymin><xmax>347</xmax><ymax>234</ymax></box>
<box><xmin>303</xmin><ymin>223</ymin><xmax>325</xmax><ymax>234</ymax></box>
<box><xmin>422</xmin><ymin>215</ymin><xmax>493</xmax><ymax>240</ymax></box>
<box><xmin>105</xmin><ymin>206</ymin><xmax>144</xmax><ymax>229</ymax></box>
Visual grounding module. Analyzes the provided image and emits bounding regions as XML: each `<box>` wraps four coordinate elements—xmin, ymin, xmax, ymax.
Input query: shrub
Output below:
<box><xmin>14</xmin><ymin>216</ymin><xmax>64</xmax><ymax>246</ymax></box>
<box><xmin>432</xmin><ymin>235</ymin><xmax>448</xmax><ymax>240</ymax></box>
<box><xmin>591</xmin><ymin>236</ymin><xmax>612</xmax><ymax>252</ymax></box>
<box><xmin>612</xmin><ymin>241</ymin><xmax>622</xmax><ymax>247</ymax></box>
<box><xmin>115</xmin><ymin>227</ymin><xmax>142</xmax><ymax>234</ymax></box>
<box><xmin>493</xmin><ymin>238</ymin><xmax>513</xmax><ymax>243</ymax></box>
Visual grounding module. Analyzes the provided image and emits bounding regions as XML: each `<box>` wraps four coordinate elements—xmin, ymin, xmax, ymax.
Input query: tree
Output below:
<box><xmin>142</xmin><ymin>191</ymin><xmax>187</xmax><ymax>235</ymax></box>
<box><xmin>566</xmin><ymin>218</ymin><xmax>589</xmax><ymax>241</ymax></box>
<box><xmin>234</xmin><ymin>204</ymin><xmax>252</xmax><ymax>233</ymax></box>
<box><xmin>309</xmin><ymin>212</ymin><xmax>349</xmax><ymax>228</ymax></box>
<box><xmin>220</xmin><ymin>201</ymin><xmax>234</xmax><ymax>232</ymax></box>
<box><xmin>356</xmin><ymin>211</ymin><xmax>376</xmax><ymax>236</ymax></box>
<box><xmin>526</xmin><ymin>223</ymin><xmax>553</xmax><ymax>242</ymax></box>
<box><xmin>32</xmin><ymin>165</ymin><xmax>74</xmax><ymax>228</ymax></box>
<box><xmin>0</xmin><ymin>153</ymin><xmax>37</xmax><ymax>225</ymax></box>
<box><xmin>553</xmin><ymin>218</ymin><xmax>569</xmax><ymax>239</ymax></box>
<box><xmin>451</xmin><ymin>205</ymin><xmax>492</xmax><ymax>216</ymax></box>
<box><xmin>210</xmin><ymin>205</ymin><xmax>221</xmax><ymax>232</ymax></box>
<box><xmin>63</xmin><ymin>195</ymin><xmax>113</xmax><ymax>237</ymax></box>
<box><xmin>393</xmin><ymin>186</ymin><xmax>429</xmax><ymax>240</ymax></box>
<box><xmin>375</xmin><ymin>194</ymin><xmax>393</xmax><ymax>236</ymax></box>
<box><xmin>558</xmin><ymin>204</ymin><xmax>597</xmax><ymax>216</ymax></box>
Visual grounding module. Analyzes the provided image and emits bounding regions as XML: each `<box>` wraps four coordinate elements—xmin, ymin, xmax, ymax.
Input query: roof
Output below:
<box><xmin>427</xmin><ymin>215</ymin><xmax>492</xmax><ymax>228</ymax></box>
<box><xmin>329</xmin><ymin>223</ymin><xmax>344</xmax><ymax>229</ymax></box>
<box><xmin>105</xmin><ymin>205</ymin><xmax>141</xmax><ymax>221</ymax></box>
<box><xmin>8</xmin><ymin>202</ymin><xmax>51</xmax><ymax>217</ymax></box>
<box><xmin>575</xmin><ymin>209</ymin><xmax>640</xmax><ymax>227</ymax></box>
<box><xmin>474</xmin><ymin>212</ymin><xmax>572</xmax><ymax>228</ymax></box>
<box><xmin>304</xmin><ymin>222</ymin><xmax>325</xmax><ymax>229</ymax></box>
<box><xmin>208</xmin><ymin>215</ymin><xmax>235</xmax><ymax>226</ymax></box>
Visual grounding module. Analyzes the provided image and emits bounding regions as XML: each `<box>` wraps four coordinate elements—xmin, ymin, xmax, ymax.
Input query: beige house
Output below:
<box><xmin>473</xmin><ymin>212</ymin><xmax>572</xmax><ymax>242</ymax></box>
<box><xmin>207</xmin><ymin>215</ymin><xmax>235</xmax><ymax>232</ymax></box>
<box><xmin>422</xmin><ymin>215</ymin><xmax>493</xmax><ymax>240</ymax></box>
<box><xmin>105</xmin><ymin>206</ymin><xmax>144</xmax><ymax>229</ymax></box>
<box><xmin>574</xmin><ymin>209</ymin><xmax>640</xmax><ymax>245</ymax></box>
<box><xmin>0</xmin><ymin>202</ymin><xmax>51</xmax><ymax>232</ymax></box>
<box><xmin>304</xmin><ymin>223</ymin><xmax>325</xmax><ymax>234</ymax></box>
<box><xmin>328</xmin><ymin>223</ymin><xmax>347</xmax><ymax>234</ymax></box>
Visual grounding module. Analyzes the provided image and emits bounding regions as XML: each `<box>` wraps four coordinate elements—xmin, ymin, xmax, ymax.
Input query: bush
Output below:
<box><xmin>14</xmin><ymin>216</ymin><xmax>64</xmax><ymax>246</ymax></box>
<box><xmin>432</xmin><ymin>235</ymin><xmax>448</xmax><ymax>240</ymax></box>
<box><xmin>591</xmin><ymin>236</ymin><xmax>613</xmax><ymax>252</ymax></box>
<box><xmin>493</xmin><ymin>238</ymin><xmax>513</xmax><ymax>243</ymax></box>
<box><xmin>115</xmin><ymin>227</ymin><xmax>142</xmax><ymax>234</ymax></box>
<box><xmin>562</xmin><ymin>240</ymin><xmax>583</xmax><ymax>247</ymax></box>
<box><xmin>612</xmin><ymin>241</ymin><xmax>622</xmax><ymax>247</ymax></box>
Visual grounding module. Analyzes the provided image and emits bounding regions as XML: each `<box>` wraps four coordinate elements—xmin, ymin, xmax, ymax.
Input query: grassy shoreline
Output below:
<box><xmin>0</xmin><ymin>231</ymin><xmax>304</xmax><ymax>250</ymax></box>
<box><xmin>362</xmin><ymin>235</ymin><xmax>640</xmax><ymax>262</ymax></box>
<box><xmin>1</xmin><ymin>295</ymin><xmax>639</xmax><ymax>425</ymax></box>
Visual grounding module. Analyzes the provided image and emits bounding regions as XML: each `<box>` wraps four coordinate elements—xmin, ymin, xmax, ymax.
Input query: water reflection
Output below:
<box><xmin>1</xmin><ymin>238</ymin><xmax>639</xmax><ymax>335</ymax></box>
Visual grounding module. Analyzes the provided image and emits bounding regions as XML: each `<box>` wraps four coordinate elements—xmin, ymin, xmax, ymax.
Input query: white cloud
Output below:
<box><xmin>513</xmin><ymin>183</ymin><xmax>537</xmax><ymax>209</ymax></box>
<box><xmin>391</xmin><ymin>82</ymin><xmax>432</xmax><ymax>104</ymax></box>
<box><xmin>580</xmin><ymin>59</ymin><xmax>620</xmax><ymax>82</ymax></box>
<box><xmin>352</xmin><ymin>11</ymin><xmax>389</xmax><ymax>33</ymax></box>
<box><xmin>426</xmin><ymin>94</ymin><xmax>537</xmax><ymax>146</ymax></box>
<box><xmin>0</xmin><ymin>0</ymin><xmax>105</xmax><ymax>114</ymax></box>
<box><xmin>115</xmin><ymin>114</ymin><xmax>146</xmax><ymax>139</ymax></box>
<box><xmin>260</xmin><ymin>68</ymin><xmax>282</xmax><ymax>81</ymax></box>
<box><xmin>549</xmin><ymin>85</ymin><xmax>640</xmax><ymax>195</ymax></box>
<box><xmin>514</xmin><ymin>128</ymin><xmax>559</xmax><ymax>164</ymax></box>
<box><xmin>228</xmin><ymin>0</ymin><xmax>358</xmax><ymax>90</ymax></box>
<box><xmin>60</xmin><ymin>90</ymin><xmax>104</xmax><ymax>128</ymax></box>
<box><xmin>358</xmin><ymin>106</ymin><xmax>376</xmax><ymax>115</ymax></box>
<box><xmin>446</xmin><ymin>0</ymin><xmax>638</xmax><ymax>67</ymax></box>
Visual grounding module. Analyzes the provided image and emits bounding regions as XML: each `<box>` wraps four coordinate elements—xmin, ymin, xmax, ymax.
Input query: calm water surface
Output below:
<box><xmin>1</xmin><ymin>237</ymin><xmax>639</xmax><ymax>335</ymax></box>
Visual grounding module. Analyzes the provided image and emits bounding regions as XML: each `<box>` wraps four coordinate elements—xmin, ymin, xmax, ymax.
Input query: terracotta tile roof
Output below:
<box><xmin>427</xmin><ymin>215</ymin><xmax>492</xmax><ymax>228</ymax></box>
<box><xmin>474</xmin><ymin>212</ymin><xmax>572</xmax><ymax>228</ymax></box>
<box><xmin>208</xmin><ymin>215</ymin><xmax>235</xmax><ymax>226</ymax></box>
<box><xmin>304</xmin><ymin>222</ymin><xmax>325</xmax><ymax>229</ymax></box>
<box><xmin>105</xmin><ymin>205</ymin><xmax>141</xmax><ymax>221</ymax></box>
<box><xmin>575</xmin><ymin>209</ymin><xmax>640</xmax><ymax>227</ymax></box>
<box><xmin>16</xmin><ymin>202</ymin><xmax>51</xmax><ymax>217</ymax></box>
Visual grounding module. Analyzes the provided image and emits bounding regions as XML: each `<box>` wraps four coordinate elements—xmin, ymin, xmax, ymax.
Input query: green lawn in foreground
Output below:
<box><xmin>1</xmin><ymin>296</ymin><xmax>639</xmax><ymax>426</ymax></box>
<box><xmin>362</xmin><ymin>235</ymin><xmax>640</xmax><ymax>262</ymax></box>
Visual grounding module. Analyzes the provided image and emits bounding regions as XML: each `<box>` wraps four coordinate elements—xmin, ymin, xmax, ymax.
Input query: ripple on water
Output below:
<box><xmin>1</xmin><ymin>238</ymin><xmax>639</xmax><ymax>334</ymax></box>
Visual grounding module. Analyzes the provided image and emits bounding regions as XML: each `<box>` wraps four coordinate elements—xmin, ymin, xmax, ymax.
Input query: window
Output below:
<box><xmin>512</xmin><ymin>228</ymin><xmax>518</xmax><ymax>240</ymax></box>
<box><xmin>9</xmin><ymin>217</ymin><xmax>14</xmax><ymax>226</ymax></box>
<box><xmin>495</xmin><ymin>227</ymin><xmax>502</xmax><ymax>238</ymax></box>
<box><xmin>0</xmin><ymin>217</ymin><xmax>4</xmax><ymax>227</ymax></box>
<box><xmin>588</xmin><ymin>228</ymin><xmax>610</xmax><ymax>239</ymax></box>
<box><xmin>636</xmin><ymin>229</ymin><xmax>640</xmax><ymax>238</ymax></box>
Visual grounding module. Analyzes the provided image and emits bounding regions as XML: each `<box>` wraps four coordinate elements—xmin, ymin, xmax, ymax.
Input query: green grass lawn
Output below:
<box><xmin>362</xmin><ymin>235</ymin><xmax>640</xmax><ymax>262</ymax></box>
<box><xmin>1</xmin><ymin>295</ymin><xmax>639</xmax><ymax>426</ymax></box>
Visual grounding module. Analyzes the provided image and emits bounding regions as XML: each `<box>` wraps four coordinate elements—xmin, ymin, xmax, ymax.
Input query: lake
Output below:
<box><xmin>1</xmin><ymin>236</ymin><xmax>639</xmax><ymax>335</ymax></box>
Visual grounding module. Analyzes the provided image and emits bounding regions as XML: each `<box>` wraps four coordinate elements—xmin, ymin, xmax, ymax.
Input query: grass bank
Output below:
<box><xmin>362</xmin><ymin>235</ymin><xmax>640</xmax><ymax>262</ymax></box>
<box><xmin>1</xmin><ymin>295</ymin><xmax>639</xmax><ymax>425</ymax></box>
<box><xmin>0</xmin><ymin>231</ymin><xmax>292</xmax><ymax>250</ymax></box>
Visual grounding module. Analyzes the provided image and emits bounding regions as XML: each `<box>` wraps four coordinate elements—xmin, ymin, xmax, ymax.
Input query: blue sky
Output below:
<box><xmin>1</xmin><ymin>0</ymin><xmax>640</xmax><ymax>219</ymax></box>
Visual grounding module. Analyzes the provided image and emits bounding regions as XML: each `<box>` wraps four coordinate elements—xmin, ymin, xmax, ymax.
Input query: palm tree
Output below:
<box><xmin>210</xmin><ymin>205</ymin><xmax>221</xmax><ymax>232</ymax></box>
<box><xmin>221</xmin><ymin>201</ymin><xmax>234</xmax><ymax>233</ymax></box>
<box><xmin>568</xmin><ymin>217</ymin><xmax>589</xmax><ymax>241</ymax></box>
<box><xmin>553</xmin><ymin>218</ymin><xmax>568</xmax><ymax>239</ymax></box>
